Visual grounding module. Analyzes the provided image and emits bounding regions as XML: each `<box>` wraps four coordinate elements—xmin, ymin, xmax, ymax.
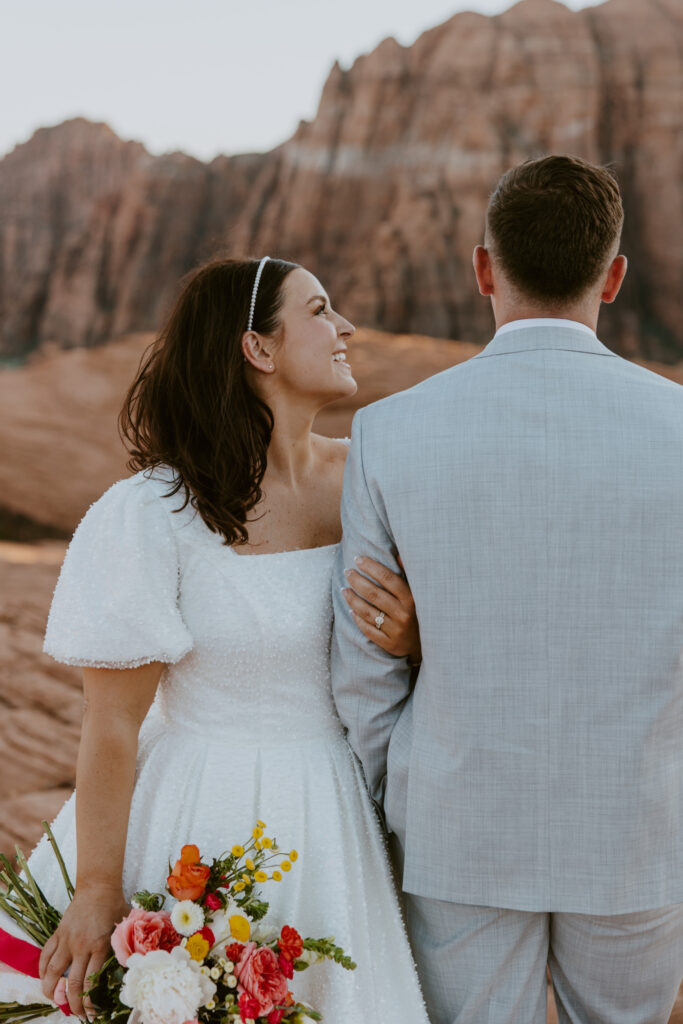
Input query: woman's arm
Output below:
<box><xmin>39</xmin><ymin>661</ymin><xmax>163</xmax><ymax>1017</ymax></box>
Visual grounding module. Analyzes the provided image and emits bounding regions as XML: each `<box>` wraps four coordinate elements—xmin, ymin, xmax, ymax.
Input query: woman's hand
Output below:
<box><xmin>39</xmin><ymin>883</ymin><xmax>128</xmax><ymax>1017</ymax></box>
<box><xmin>342</xmin><ymin>554</ymin><xmax>421</xmax><ymax>664</ymax></box>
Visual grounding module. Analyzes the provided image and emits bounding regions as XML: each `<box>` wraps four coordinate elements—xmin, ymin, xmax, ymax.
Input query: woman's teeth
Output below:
<box><xmin>332</xmin><ymin>353</ymin><xmax>347</xmax><ymax>363</ymax></box>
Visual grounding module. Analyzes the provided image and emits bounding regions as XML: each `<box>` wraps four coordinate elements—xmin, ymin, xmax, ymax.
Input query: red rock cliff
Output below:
<box><xmin>0</xmin><ymin>0</ymin><xmax>681</xmax><ymax>360</ymax></box>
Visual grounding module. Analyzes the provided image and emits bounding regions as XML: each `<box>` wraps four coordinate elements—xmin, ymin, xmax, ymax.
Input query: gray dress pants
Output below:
<box><xmin>403</xmin><ymin>891</ymin><xmax>683</xmax><ymax>1024</ymax></box>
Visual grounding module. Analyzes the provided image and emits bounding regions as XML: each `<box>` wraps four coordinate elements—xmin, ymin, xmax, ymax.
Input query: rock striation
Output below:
<box><xmin>1</xmin><ymin>0</ymin><xmax>681</xmax><ymax>362</ymax></box>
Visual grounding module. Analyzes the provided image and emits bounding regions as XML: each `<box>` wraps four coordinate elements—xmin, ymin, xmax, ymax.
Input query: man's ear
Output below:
<box><xmin>473</xmin><ymin>245</ymin><xmax>495</xmax><ymax>297</ymax></box>
<box><xmin>601</xmin><ymin>254</ymin><xmax>628</xmax><ymax>304</ymax></box>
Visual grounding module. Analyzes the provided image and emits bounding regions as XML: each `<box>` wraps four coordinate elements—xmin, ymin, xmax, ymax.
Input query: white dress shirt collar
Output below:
<box><xmin>494</xmin><ymin>318</ymin><xmax>597</xmax><ymax>340</ymax></box>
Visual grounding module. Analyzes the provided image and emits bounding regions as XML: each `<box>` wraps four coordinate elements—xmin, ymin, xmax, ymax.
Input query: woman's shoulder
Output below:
<box><xmin>75</xmin><ymin>466</ymin><xmax>185</xmax><ymax>539</ymax></box>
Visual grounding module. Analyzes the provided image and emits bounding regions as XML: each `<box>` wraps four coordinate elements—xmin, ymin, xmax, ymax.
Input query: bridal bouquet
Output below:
<box><xmin>0</xmin><ymin>821</ymin><xmax>355</xmax><ymax>1024</ymax></box>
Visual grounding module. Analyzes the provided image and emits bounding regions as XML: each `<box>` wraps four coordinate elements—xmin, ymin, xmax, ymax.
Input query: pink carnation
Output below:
<box><xmin>111</xmin><ymin>907</ymin><xmax>182</xmax><ymax>966</ymax></box>
<box><xmin>235</xmin><ymin>941</ymin><xmax>289</xmax><ymax>1016</ymax></box>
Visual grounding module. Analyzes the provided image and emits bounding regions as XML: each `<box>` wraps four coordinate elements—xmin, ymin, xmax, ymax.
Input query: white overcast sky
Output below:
<box><xmin>1</xmin><ymin>0</ymin><xmax>605</xmax><ymax>161</ymax></box>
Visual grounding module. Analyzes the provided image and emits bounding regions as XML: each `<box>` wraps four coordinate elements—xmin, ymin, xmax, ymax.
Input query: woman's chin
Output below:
<box><xmin>331</xmin><ymin>376</ymin><xmax>358</xmax><ymax>401</ymax></box>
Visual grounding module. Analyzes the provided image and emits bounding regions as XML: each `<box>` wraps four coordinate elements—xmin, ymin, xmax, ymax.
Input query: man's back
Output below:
<box><xmin>340</xmin><ymin>323</ymin><xmax>683</xmax><ymax>914</ymax></box>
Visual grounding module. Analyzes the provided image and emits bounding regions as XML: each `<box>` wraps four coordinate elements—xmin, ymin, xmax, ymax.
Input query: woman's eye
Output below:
<box><xmin>315</xmin><ymin>304</ymin><xmax>327</xmax><ymax>315</ymax></box>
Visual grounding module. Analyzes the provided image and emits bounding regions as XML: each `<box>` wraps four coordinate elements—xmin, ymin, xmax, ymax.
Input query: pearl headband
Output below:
<box><xmin>247</xmin><ymin>256</ymin><xmax>270</xmax><ymax>332</ymax></box>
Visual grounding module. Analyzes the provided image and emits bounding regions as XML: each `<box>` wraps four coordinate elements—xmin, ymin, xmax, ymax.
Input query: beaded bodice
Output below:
<box><xmin>44</xmin><ymin>468</ymin><xmax>346</xmax><ymax>747</ymax></box>
<box><xmin>160</xmin><ymin>515</ymin><xmax>343</xmax><ymax>745</ymax></box>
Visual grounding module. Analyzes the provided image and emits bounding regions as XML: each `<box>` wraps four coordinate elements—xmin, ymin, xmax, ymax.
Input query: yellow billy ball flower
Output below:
<box><xmin>256</xmin><ymin>819</ymin><xmax>266</xmax><ymax>829</ymax></box>
<box><xmin>289</xmin><ymin>850</ymin><xmax>298</xmax><ymax>862</ymax></box>
<box><xmin>229</xmin><ymin>914</ymin><xmax>251</xmax><ymax>942</ymax></box>
<box><xmin>272</xmin><ymin>871</ymin><xmax>282</xmax><ymax>881</ymax></box>
<box><xmin>254</xmin><ymin>870</ymin><xmax>268</xmax><ymax>883</ymax></box>
<box><xmin>261</xmin><ymin>837</ymin><xmax>273</xmax><ymax>849</ymax></box>
<box><xmin>280</xmin><ymin>861</ymin><xmax>292</xmax><ymax>872</ymax></box>
<box><xmin>232</xmin><ymin>845</ymin><xmax>245</xmax><ymax>858</ymax></box>
<box><xmin>233</xmin><ymin>881</ymin><xmax>246</xmax><ymax>892</ymax></box>
<box><xmin>186</xmin><ymin>933</ymin><xmax>210</xmax><ymax>962</ymax></box>
<box><xmin>254</xmin><ymin>840</ymin><xmax>262</xmax><ymax>850</ymax></box>
<box><xmin>252</xmin><ymin>827</ymin><xmax>264</xmax><ymax>839</ymax></box>
<box><xmin>245</xmin><ymin>858</ymin><xmax>256</xmax><ymax>872</ymax></box>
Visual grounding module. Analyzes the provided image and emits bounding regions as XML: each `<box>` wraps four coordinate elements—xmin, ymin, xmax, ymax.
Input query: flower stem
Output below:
<box><xmin>40</xmin><ymin>822</ymin><xmax>74</xmax><ymax>900</ymax></box>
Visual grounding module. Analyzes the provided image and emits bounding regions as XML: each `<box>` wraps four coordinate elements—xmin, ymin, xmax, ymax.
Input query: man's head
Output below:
<box><xmin>473</xmin><ymin>155</ymin><xmax>627</xmax><ymax>327</ymax></box>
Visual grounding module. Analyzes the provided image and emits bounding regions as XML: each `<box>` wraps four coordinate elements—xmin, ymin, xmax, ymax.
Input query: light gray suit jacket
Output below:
<box><xmin>331</xmin><ymin>323</ymin><xmax>683</xmax><ymax>915</ymax></box>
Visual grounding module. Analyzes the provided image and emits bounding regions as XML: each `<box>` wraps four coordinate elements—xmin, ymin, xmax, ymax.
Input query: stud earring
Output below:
<box><xmin>269</xmin><ymin>363</ymin><xmax>274</xmax><ymax>370</ymax></box>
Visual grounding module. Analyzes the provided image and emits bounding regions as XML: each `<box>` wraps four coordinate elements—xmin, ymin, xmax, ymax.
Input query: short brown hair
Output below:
<box><xmin>486</xmin><ymin>155</ymin><xmax>623</xmax><ymax>303</ymax></box>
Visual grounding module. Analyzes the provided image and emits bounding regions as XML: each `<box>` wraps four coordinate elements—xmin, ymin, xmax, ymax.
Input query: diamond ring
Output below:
<box><xmin>374</xmin><ymin>611</ymin><xmax>386</xmax><ymax>631</ymax></box>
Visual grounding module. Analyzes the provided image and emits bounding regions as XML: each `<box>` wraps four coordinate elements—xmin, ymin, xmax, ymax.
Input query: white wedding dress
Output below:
<box><xmin>0</xmin><ymin>466</ymin><xmax>429</xmax><ymax>1022</ymax></box>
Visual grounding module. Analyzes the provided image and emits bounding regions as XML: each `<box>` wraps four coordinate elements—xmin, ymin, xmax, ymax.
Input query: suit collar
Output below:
<box><xmin>475</xmin><ymin>321</ymin><xmax>616</xmax><ymax>359</ymax></box>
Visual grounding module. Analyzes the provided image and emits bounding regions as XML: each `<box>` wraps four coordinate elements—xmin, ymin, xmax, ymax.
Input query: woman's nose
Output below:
<box><xmin>338</xmin><ymin>315</ymin><xmax>355</xmax><ymax>338</ymax></box>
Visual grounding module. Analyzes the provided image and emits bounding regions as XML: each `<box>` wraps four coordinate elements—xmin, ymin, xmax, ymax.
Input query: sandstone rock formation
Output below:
<box><xmin>0</xmin><ymin>0</ymin><xmax>681</xmax><ymax>363</ymax></box>
<box><xmin>0</xmin><ymin>119</ymin><xmax>268</xmax><ymax>357</ymax></box>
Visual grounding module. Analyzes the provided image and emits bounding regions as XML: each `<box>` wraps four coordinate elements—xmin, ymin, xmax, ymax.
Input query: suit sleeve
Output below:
<box><xmin>331</xmin><ymin>408</ymin><xmax>413</xmax><ymax>805</ymax></box>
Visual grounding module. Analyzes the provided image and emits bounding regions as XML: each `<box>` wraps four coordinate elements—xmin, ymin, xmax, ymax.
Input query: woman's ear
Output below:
<box><xmin>242</xmin><ymin>331</ymin><xmax>275</xmax><ymax>372</ymax></box>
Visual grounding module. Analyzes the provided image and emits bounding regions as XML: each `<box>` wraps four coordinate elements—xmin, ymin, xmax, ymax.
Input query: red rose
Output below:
<box><xmin>278</xmin><ymin>925</ymin><xmax>303</xmax><ymax>962</ymax></box>
<box><xmin>277</xmin><ymin>953</ymin><xmax>293</xmax><ymax>980</ymax></box>
<box><xmin>204</xmin><ymin>892</ymin><xmax>222</xmax><ymax>910</ymax></box>
<box><xmin>268</xmin><ymin>1010</ymin><xmax>285</xmax><ymax>1024</ymax></box>
<box><xmin>239</xmin><ymin>992</ymin><xmax>261</xmax><ymax>1022</ymax></box>
<box><xmin>159</xmin><ymin>917</ymin><xmax>183</xmax><ymax>952</ymax></box>
<box><xmin>226</xmin><ymin>941</ymin><xmax>245</xmax><ymax>963</ymax></box>
<box><xmin>235</xmin><ymin>941</ymin><xmax>289</xmax><ymax>1016</ymax></box>
<box><xmin>167</xmin><ymin>844</ymin><xmax>210</xmax><ymax>901</ymax></box>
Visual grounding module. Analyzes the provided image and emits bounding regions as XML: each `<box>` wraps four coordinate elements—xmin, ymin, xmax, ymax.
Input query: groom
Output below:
<box><xmin>331</xmin><ymin>155</ymin><xmax>683</xmax><ymax>1023</ymax></box>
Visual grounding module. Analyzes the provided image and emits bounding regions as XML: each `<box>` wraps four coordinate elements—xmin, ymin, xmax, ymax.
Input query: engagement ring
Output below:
<box><xmin>374</xmin><ymin>612</ymin><xmax>385</xmax><ymax>631</ymax></box>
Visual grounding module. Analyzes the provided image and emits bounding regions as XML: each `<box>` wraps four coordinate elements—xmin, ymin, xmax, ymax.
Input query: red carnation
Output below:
<box><xmin>268</xmin><ymin>1010</ymin><xmax>285</xmax><ymax>1024</ymax></box>
<box><xmin>278</xmin><ymin>925</ymin><xmax>303</xmax><ymax>961</ymax></box>
<box><xmin>204</xmin><ymin>892</ymin><xmax>222</xmax><ymax>910</ymax></box>
<box><xmin>227</xmin><ymin>941</ymin><xmax>245</xmax><ymax>963</ymax></box>
<box><xmin>199</xmin><ymin>925</ymin><xmax>215</xmax><ymax>946</ymax></box>
<box><xmin>277</xmin><ymin>953</ymin><xmax>293</xmax><ymax>979</ymax></box>
<box><xmin>239</xmin><ymin>992</ymin><xmax>261</xmax><ymax>1022</ymax></box>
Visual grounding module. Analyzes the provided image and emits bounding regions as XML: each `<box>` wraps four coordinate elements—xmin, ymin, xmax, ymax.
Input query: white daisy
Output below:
<box><xmin>170</xmin><ymin>900</ymin><xmax>205</xmax><ymax>937</ymax></box>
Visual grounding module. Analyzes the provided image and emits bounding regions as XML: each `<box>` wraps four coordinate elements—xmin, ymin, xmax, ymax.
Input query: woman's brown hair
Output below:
<box><xmin>119</xmin><ymin>256</ymin><xmax>299</xmax><ymax>545</ymax></box>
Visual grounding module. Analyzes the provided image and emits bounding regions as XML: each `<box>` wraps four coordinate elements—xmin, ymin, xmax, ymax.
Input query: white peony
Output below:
<box><xmin>120</xmin><ymin>946</ymin><xmax>216</xmax><ymax>1024</ymax></box>
<box><xmin>171</xmin><ymin>899</ymin><xmax>205</xmax><ymax>936</ymax></box>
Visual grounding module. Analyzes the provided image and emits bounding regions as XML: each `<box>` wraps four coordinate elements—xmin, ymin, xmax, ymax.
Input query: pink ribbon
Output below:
<box><xmin>0</xmin><ymin>927</ymin><xmax>72</xmax><ymax>1015</ymax></box>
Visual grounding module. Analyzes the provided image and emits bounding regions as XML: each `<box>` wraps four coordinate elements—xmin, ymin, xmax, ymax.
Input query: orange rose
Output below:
<box><xmin>167</xmin><ymin>844</ymin><xmax>210</xmax><ymax>901</ymax></box>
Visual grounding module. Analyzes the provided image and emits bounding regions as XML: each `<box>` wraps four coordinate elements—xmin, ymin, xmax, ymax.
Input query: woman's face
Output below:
<box><xmin>270</xmin><ymin>268</ymin><xmax>357</xmax><ymax>404</ymax></box>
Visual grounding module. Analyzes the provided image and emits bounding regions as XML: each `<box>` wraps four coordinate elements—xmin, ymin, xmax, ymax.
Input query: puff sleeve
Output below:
<box><xmin>43</xmin><ymin>475</ymin><xmax>193</xmax><ymax>668</ymax></box>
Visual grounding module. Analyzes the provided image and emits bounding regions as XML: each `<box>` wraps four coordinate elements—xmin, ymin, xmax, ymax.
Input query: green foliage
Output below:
<box><xmin>131</xmin><ymin>890</ymin><xmax>166</xmax><ymax>912</ymax></box>
<box><xmin>0</xmin><ymin>1004</ymin><xmax>59</xmax><ymax>1023</ymax></box>
<box><xmin>302</xmin><ymin>937</ymin><xmax>356</xmax><ymax>971</ymax></box>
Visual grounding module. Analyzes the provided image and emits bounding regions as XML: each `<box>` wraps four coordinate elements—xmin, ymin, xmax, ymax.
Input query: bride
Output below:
<box><xmin>2</xmin><ymin>257</ymin><xmax>430</xmax><ymax>1022</ymax></box>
